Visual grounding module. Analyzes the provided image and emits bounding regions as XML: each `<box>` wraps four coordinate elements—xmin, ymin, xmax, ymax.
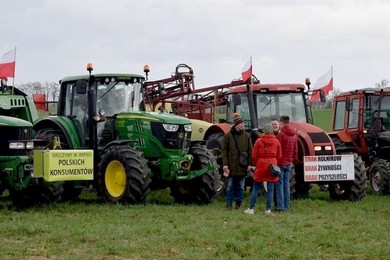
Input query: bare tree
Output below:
<box><xmin>375</xmin><ymin>79</ymin><xmax>389</xmax><ymax>88</ymax></box>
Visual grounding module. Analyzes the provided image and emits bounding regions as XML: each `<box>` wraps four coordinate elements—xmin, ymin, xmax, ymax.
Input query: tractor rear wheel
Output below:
<box><xmin>369</xmin><ymin>158</ymin><xmax>390</xmax><ymax>195</ymax></box>
<box><xmin>206</xmin><ymin>132</ymin><xmax>226</xmax><ymax>196</ymax></box>
<box><xmin>170</xmin><ymin>143</ymin><xmax>219</xmax><ymax>204</ymax></box>
<box><xmin>97</xmin><ymin>145</ymin><xmax>151</xmax><ymax>204</ymax></box>
<box><xmin>328</xmin><ymin>153</ymin><xmax>366</xmax><ymax>201</ymax></box>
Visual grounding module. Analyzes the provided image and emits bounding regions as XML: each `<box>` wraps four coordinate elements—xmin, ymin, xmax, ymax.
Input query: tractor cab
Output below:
<box><xmin>57</xmin><ymin>73</ymin><xmax>145</xmax><ymax>148</ymax></box>
<box><xmin>225</xmin><ymin>84</ymin><xmax>310</xmax><ymax>132</ymax></box>
<box><xmin>330</xmin><ymin>88</ymin><xmax>390</xmax><ymax>158</ymax></box>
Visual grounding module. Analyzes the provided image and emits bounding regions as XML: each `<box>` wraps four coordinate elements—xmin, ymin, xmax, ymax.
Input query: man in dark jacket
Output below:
<box><xmin>222</xmin><ymin>114</ymin><xmax>253</xmax><ymax>210</ymax></box>
<box><xmin>276</xmin><ymin>115</ymin><xmax>297</xmax><ymax>211</ymax></box>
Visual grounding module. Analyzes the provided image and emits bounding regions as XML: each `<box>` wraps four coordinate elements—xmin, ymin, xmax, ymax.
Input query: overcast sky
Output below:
<box><xmin>2</xmin><ymin>0</ymin><xmax>390</xmax><ymax>91</ymax></box>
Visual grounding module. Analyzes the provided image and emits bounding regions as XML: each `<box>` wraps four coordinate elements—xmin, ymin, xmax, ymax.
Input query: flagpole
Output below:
<box><xmin>11</xmin><ymin>46</ymin><xmax>16</xmax><ymax>95</ymax></box>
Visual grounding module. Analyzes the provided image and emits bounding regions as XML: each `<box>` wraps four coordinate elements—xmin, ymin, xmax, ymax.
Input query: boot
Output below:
<box><xmin>224</xmin><ymin>204</ymin><xmax>232</xmax><ymax>211</ymax></box>
<box><xmin>235</xmin><ymin>201</ymin><xmax>242</xmax><ymax>209</ymax></box>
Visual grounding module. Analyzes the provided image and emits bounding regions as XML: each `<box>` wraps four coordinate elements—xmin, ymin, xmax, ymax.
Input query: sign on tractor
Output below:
<box><xmin>304</xmin><ymin>155</ymin><xmax>354</xmax><ymax>182</ymax></box>
<box><xmin>34</xmin><ymin>150</ymin><xmax>94</xmax><ymax>181</ymax></box>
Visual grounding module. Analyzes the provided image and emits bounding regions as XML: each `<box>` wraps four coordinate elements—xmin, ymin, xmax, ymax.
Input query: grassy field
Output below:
<box><xmin>1</xmin><ymin>186</ymin><xmax>390</xmax><ymax>259</ymax></box>
<box><xmin>312</xmin><ymin>108</ymin><xmax>332</xmax><ymax>132</ymax></box>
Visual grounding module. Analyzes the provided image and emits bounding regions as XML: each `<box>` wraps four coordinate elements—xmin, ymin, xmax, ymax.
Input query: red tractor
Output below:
<box><xmin>144</xmin><ymin>64</ymin><xmax>367</xmax><ymax>200</ymax></box>
<box><xmin>328</xmin><ymin>87</ymin><xmax>390</xmax><ymax>195</ymax></box>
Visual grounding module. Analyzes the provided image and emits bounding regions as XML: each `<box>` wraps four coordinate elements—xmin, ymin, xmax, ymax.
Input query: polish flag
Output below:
<box><xmin>241</xmin><ymin>57</ymin><xmax>252</xmax><ymax>82</ymax></box>
<box><xmin>309</xmin><ymin>66</ymin><xmax>333</xmax><ymax>103</ymax></box>
<box><xmin>0</xmin><ymin>48</ymin><xmax>16</xmax><ymax>78</ymax></box>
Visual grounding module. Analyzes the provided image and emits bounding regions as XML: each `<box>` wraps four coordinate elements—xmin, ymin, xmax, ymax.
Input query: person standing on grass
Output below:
<box><xmin>244</xmin><ymin>124</ymin><xmax>283</xmax><ymax>214</ymax></box>
<box><xmin>276</xmin><ymin>115</ymin><xmax>297</xmax><ymax>211</ymax></box>
<box><xmin>222</xmin><ymin>113</ymin><xmax>253</xmax><ymax>210</ymax></box>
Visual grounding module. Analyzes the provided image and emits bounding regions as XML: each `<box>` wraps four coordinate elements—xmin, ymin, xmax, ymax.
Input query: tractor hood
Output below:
<box><xmin>117</xmin><ymin>111</ymin><xmax>192</xmax><ymax>125</ymax></box>
<box><xmin>0</xmin><ymin>115</ymin><xmax>33</xmax><ymax>127</ymax></box>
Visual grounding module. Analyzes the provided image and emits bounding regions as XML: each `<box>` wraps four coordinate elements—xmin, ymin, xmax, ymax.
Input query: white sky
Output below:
<box><xmin>2</xmin><ymin>0</ymin><xmax>390</xmax><ymax>91</ymax></box>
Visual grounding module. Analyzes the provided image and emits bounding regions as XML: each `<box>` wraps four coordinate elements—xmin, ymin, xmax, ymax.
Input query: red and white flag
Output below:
<box><xmin>309</xmin><ymin>66</ymin><xmax>333</xmax><ymax>103</ymax></box>
<box><xmin>241</xmin><ymin>57</ymin><xmax>252</xmax><ymax>82</ymax></box>
<box><xmin>0</xmin><ymin>48</ymin><xmax>16</xmax><ymax>78</ymax></box>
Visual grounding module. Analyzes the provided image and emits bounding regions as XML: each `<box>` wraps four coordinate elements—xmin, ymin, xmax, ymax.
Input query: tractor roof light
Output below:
<box><xmin>87</xmin><ymin>63</ymin><xmax>93</xmax><ymax>72</ymax></box>
<box><xmin>144</xmin><ymin>65</ymin><xmax>150</xmax><ymax>73</ymax></box>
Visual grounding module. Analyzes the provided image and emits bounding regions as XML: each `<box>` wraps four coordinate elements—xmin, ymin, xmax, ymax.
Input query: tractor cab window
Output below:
<box><xmin>227</xmin><ymin>92</ymin><xmax>307</xmax><ymax>129</ymax></box>
<box><xmin>363</xmin><ymin>95</ymin><xmax>390</xmax><ymax>130</ymax></box>
<box><xmin>97</xmin><ymin>81</ymin><xmax>143</xmax><ymax>116</ymax></box>
<box><xmin>334</xmin><ymin>100</ymin><xmax>346</xmax><ymax>130</ymax></box>
<box><xmin>348</xmin><ymin>98</ymin><xmax>359</xmax><ymax>129</ymax></box>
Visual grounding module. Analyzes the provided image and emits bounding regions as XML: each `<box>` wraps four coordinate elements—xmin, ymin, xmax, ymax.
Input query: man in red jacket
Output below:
<box><xmin>276</xmin><ymin>115</ymin><xmax>297</xmax><ymax>211</ymax></box>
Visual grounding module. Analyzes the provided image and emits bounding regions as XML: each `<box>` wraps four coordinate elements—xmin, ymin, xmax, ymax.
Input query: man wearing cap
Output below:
<box><xmin>222</xmin><ymin>113</ymin><xmax>253</xmax><ymax>210</ymax></box>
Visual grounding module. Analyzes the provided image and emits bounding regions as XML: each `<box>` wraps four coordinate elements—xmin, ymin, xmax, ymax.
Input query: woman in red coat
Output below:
<box><xmin>244</xmin><ymin>124</ymin><xmax>283</xmax><ymax>214</ymax></box>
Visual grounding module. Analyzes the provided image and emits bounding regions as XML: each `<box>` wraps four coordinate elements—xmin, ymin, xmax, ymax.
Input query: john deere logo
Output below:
<box><xmin>178</xmin><ymin>133</ymin><xmax>184</xmax><ymax>139</ymax></box>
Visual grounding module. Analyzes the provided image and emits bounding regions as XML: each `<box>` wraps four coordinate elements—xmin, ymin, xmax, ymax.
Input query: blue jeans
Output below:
<box><xmin>279</xmin><ymin>165</ymin><xmax>292</xmax><ymax>210</ymax></box>
<box><xmin>226</xmin><ymin>176</ymin><xmax>246</xmax><ymax>206</ymax></box>
<box><xmin>249</xmin><ymin>181</ymin><xmax>283</xmax><ymax>211</ymax></box>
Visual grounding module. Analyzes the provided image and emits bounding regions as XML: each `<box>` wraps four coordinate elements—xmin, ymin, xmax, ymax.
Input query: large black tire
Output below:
<box><xmin>290</xmin><ymin>165</ymin><xmax>312</xmax><ymax>199</ymax></box>
<box><xmin>97</xmin><ymin>145</ymin><xmax>151</xmax><ymax>204</ymax></box>
<box><xmin>36</xmin><ymin>128</ymin><xmax>81</xmax><ymax>201</ymax></box>
<box><xmin>0</xmin><ymin>179</ymin><xmax>5</xmax><ymax>197</ymax></box>
<box><xmin>206</xmin><ymin>132</ymin><xmax>226</xmax><ymax>196</ymax></box>
<box><xmin>170</xmin><ymin>143</ymin><xmax>219</xmax><ymax>204</ymax></box>
<box><xmin>369</xmin><ymin>158</ymin><xmax>390</xmax><ymax>195</ymax></box>
<box><xmin>10</xmin><ymin>182</ymin><xmax>64</xmax><ymax>208</ymax></box>
<box><xmin>328</xmin><ymin>153</ymin><xmax>367</xmax><ymax>201</ymax></box>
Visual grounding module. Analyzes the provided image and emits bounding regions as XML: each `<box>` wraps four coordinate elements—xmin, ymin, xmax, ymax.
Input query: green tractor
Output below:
<box><xmin>0</xmin><ymin>79</ymin><xmax>64</xmax><ymax>205</ymax></box>
<box><xmin>33</xmin><ymin>64</ymin><xmax>220</xmax><ymax>204</ymax></box>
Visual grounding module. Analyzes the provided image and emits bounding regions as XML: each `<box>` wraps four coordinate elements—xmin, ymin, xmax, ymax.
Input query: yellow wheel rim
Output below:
<box><xmin>105</xmin><ymin>160</ymin><xmax>126</xmax><ymax>198</ymax></box>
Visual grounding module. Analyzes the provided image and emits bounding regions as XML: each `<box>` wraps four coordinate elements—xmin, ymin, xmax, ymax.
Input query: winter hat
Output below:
<box><xmin>233</xmin><ymin>113</ymin><xmax>244</xmax><ymax>126</ymax></box>
<box><xmin>263</xmin><ymin>124</ymin><xmax>273</xmax><ymax>134</ymax></box>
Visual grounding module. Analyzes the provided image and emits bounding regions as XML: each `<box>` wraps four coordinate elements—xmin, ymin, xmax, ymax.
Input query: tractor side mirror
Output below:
<box><xmin>76</xmin><ymin>80</ymin><xmax>87</xmax><ymax>94</ymax></box>
<box><xmin>319</xmin><ymin>90</ymin><xmax>326</xmax><ymax>102</ymax></box>
<box><xmin>233</xmin><ymin>94</ymin><xmax>241</xmax><ymax>106</ymax></box>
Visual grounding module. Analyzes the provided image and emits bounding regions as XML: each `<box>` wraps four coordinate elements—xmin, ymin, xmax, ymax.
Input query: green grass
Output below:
<box><xmin>1</xmin><ymin>187</ymin><xmax>390</xmax><ymax>259</ymax></box>
<box><xmin>312</xmin><ymin>108</ymin><xmax>332</xmax><ymax>132</ymax></box>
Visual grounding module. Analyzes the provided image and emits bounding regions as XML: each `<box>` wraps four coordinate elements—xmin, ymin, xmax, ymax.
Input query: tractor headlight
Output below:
<box><xmin>184</xmin><ymin>124</ymin><xmax>192</xmax><ymax>132</ymax></box>
<box><xmin>9</xmin><ymin>142</ymin><xmax>25</xmax><ymax>149</ymax></box>
<box><xmin>324</xmin><ymin>145</ymin><xmax>332</xmax><ymax>151</ymax></box>
<box><xmin>314</xmin><ymin>146</ymin><xmax>322</xmax><ymax>151</ymax></box>
<box><xmin>26</xmin><ymin>142</ymin><xmax>34</xmax><ymax>149</ymax></box>
<box><xmin>162</xmin><ymin>124</ymin><xmax>179</xmax><ymax>132</ymax></box>
<box><xmin>9</xmin><ymin>141</ymin><xmax>34</xmax><ymax>150</ymax></box>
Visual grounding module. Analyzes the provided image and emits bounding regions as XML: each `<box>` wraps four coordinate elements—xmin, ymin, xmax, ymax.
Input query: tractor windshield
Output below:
<box><xmin>363</xmin><ymin>95</ymin><xmax>390</xmax><ymax>129</ymax></box>
<box><xmin>227</xmin><ymin>92</ymin><xmax>307</xmax><ymax>129</ymax></box>
<box><xmin>97</xmin><ymin>81</ymin><xmax>143</xmax><ymax>116</ymax></box>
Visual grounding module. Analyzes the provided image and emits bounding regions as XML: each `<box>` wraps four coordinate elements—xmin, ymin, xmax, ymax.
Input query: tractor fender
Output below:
<box><xmin>99</xmin><ymin>140</ymin><xmax>139</xmax><ymax>157</ymax></box>
<box><xmin>289</xmin><ymin>121</ymin><xmax>336</xmax><ymax>164</ymax></box>
<box><xmin>34</xmin><ymin>117</ymin><xmax>82</xmax><ymax>149</ymax></box>
<box><xmin>203</xmin><ymin>123</ymin><xmax>231</xmax><ymax>141</ymax></box>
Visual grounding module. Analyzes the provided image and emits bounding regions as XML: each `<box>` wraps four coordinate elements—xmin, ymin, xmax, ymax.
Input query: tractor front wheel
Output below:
<box><xmin>369</xmin><ymin>158</ymin><xmax>390</xmax><ymax>195</ymax></box>
<box><xmin>97</xmin><ymin>145</ymin><xmax>151</xmax><ymax>204</ymax></box>
<box><xmin>171</xmin><ymin>143</ymin><xmax>219</xmax><ymax>204</ymax></box>
<box><xmin>206</xmin><ymin>132</ymin><xmax>226</xmax><ymax>196</ymax></box>
<box><xmin>328</xmin><ymin>153</ymin><xmax>366</xmax><ymax>201</ymax></box>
